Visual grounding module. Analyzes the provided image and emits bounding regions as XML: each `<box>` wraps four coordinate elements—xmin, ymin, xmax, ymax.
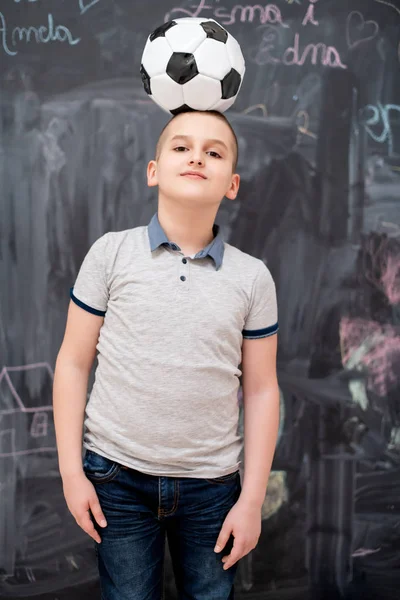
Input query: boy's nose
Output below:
<box><xmin>189</xmin><ymin>158</ymin><xmax>203</xmax><ymax>166</ymax></box>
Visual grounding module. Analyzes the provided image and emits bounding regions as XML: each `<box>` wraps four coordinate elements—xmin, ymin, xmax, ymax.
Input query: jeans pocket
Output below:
<box><xmin>83</xmin><ymin>450</ymin><xmax>121</xmax><ymax>484</ymax></box>
<box><xmin>205</xmin><ymin>470</ymin><xmax>240</xmax><ymax>485</ymax></box>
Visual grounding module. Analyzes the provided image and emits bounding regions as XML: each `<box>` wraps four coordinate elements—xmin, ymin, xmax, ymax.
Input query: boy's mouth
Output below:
<box><xmin>180</xmin><ymin>171</ymin><xmax>207</xmax><ymax>180</ymax></box>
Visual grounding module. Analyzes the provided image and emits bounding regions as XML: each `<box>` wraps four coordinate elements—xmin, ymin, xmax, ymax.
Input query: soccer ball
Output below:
<box><xmin>140</xmin><ymin>18</ymin><xmax>245</xmax><ymax>115</ymax></box>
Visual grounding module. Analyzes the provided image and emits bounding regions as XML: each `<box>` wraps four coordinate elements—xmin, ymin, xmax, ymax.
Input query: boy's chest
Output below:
<box><xmin>106</xmin><ymin>258</ymin><xmax>249</xmax><ymax>336</ymax></box>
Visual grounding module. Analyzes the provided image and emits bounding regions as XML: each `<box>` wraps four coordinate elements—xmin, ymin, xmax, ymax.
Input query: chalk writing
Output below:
<box><xmin>346</xmin><ymin>12</ymin><xmax>379</xmax><ymax>49</ymax></box>
<box><xmin>302</xmin><ymin>0</ymin><xmax>318</xmax><ymax>26</ymax></box>
<box><xmin>296</xmin><ymin>110</ymin><xmax>317</xmax><ymax>139</ymax></box>
<box><xmin>79</xmin><ymin>0</ymin><xmax>100</xmax><ymax>15</ymax></box>
<box><xmin>0</xmin><ymin>363</ymin><xmax>53</xmax><ymax>414</ymax></box>
<box><xmin>381</xmin><ymin>254</ymin><xmax>400</xmax><ymax>305</ymax></box>
<box><xmin>241</xmin><ymin>102</ymin><xmax>317</xmax><ymax>139</ymax></box>
<box><xmin>165</xmin><ymin>1</ymin><xmax>289</xmax><ymax>27</ymax></box>
<box><xmin>362</xmin><ymin>233</ymin><xmax>400</xmax><ymax>305</ymax></box>
<box><xmin>251</xmin><ymin>27</ymin><xmax>347</xmax><ymax>68</ymax></box>
<box><xmin>363</xmin><ymin>103</ymin><xmax>400</xmax><ymax>155</ymax></box>
<box><xmin>13</xmin><ymin>0</ymin><xmax>99</xmax><ymax>11</ymax></box>
<box><xmin>31</xmin><ymin>413</ymin><xmax>49</xmax><ymax>438</ymax></box>
<box><xmin>340</xmin><ymin>317</ymin><xmax>400</xmax><ymax>398</ymax></box>
<box><xmin>0</xmin><ymin>363</ymin><xmax>55</xmax><ymax>458</ymax></box>
<box><xmin>373</xmin><ymin>0</ymin><xmax>400</xmax><ymax>17</ymax></box>
<box><xmin>283</xmin><ymin>33</ymin><xmax>346</xmax><ymax>67</ymax></box>
<box><xmin>352</xmin><ymin>547</ymin><xmax>381</xmax><ymax>557</ymax></box>
<box><xmin>165</xmin><ymin>0</ymin><xmax>210</xmax><ymax>20</ymax></box>
<box><xmin>0</xmin><ymin>11</ymin><xmax>80</xmax><ymax>55</ymax></box>
<box><xmin>243</xmin><ymin>104</ymin><xmax>268</xmax><ymax>116</ymax></box>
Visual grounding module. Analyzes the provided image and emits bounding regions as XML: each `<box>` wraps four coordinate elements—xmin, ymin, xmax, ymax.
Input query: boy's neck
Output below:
<box><xmin>157</xmin><ymin>203</ymin><xmax>218</xmax><ymax>256</ymax></box>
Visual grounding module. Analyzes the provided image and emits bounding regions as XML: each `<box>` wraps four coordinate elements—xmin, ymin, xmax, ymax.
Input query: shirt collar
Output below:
<box><xmin>147</xmin><ymin>212</ymin><xmax>224</xmax><ymax>270</ymax></box>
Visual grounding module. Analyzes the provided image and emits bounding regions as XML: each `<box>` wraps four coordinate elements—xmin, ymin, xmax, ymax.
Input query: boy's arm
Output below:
<box><xmin>213</xmin><ymin>333</ymin><xmax>279</xmax><ymax>568</ymax></box>
<box><xmin>53</xmin><ymin>301</ymin><xmax>104</xmax><ymax>479</ymax></box>
<box><xmin>239</xmin><ymin>333</ymin><xmax>280</xmax><ymax>508</ymax></box>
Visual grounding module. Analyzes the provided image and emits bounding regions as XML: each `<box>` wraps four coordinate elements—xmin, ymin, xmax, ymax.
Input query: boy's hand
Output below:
<box><xmin>62</xmin><ymin>472</ymin><xmax>107</xmax><ymax>544</ymax></box>
<box><xmin>214</xmin><ymin>499</ymin><xmax>262</xmax><ymax>570</ymax></box>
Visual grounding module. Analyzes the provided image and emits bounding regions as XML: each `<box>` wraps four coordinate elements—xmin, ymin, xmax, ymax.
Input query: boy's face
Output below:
<box><xmin>147</xmin><ymin>112</ymin><xmax>240</xmax><ymax>206</ymax></box>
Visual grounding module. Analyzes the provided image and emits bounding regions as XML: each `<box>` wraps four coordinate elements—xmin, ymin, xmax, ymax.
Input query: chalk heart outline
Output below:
<box><xmin>79</xmin><ymin>0</ymin><xmax>99</xmax><ymax>15</ymax></box>
<box><xmin>346</xmin><ymin>11</ymin><xmax>379</xmax><ymax>49</ymax></box>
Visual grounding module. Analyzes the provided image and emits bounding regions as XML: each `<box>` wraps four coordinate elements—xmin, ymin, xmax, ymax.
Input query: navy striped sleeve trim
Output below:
<box><xmin>70</xmin><ymin>287</ymin><xmax>106</xmax><ymax>317</ymax></box>
<box><xmin>242</xmin><ymin>322</ymin><xmax>279</xmax><ymax>339</ymax></box>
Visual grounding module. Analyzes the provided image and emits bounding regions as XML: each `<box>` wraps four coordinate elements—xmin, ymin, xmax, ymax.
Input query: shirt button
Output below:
<box><xmin>182</xmin><ymin>258</ymin><xmax>187</xmax><ymax>264</ymax></box>
<box><xmin>180</xmin><ymin>276</ymin><xmax>186</xmax><ymax>282</ymax></box>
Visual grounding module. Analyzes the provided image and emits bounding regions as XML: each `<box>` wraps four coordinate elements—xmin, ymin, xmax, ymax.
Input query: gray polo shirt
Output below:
<box><xmin>71</xmin><ymin>213</ymin><xmax>278</xmax><ymax>478</ymax></box>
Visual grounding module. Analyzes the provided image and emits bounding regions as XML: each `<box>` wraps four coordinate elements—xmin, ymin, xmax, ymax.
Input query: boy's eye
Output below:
<box><xmin>173</xmin><ymin>147</ymin><xmax>221</xmax><ymax>158</ymax></box>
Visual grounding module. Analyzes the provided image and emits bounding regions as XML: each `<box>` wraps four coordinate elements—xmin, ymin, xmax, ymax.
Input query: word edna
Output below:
<box><xmin>0</xmin><ymin>11</ymin><xmax>80</xmax><ymax>56</ymax></box>
<box><xmin>256</xmin><ymin>32</ymin><xmax>346</xmax><ymax>68</ymax></box>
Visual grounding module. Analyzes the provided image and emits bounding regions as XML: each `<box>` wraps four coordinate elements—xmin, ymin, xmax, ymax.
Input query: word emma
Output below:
<box><xmin>0</xmin><ymin>11</ymin><xmax>80</xmax><ymax>55</ymax></box>
<box><xmin>165</xmin><ymin>0</ymin><xmax>289</xmax><ymax>27</ymax></box>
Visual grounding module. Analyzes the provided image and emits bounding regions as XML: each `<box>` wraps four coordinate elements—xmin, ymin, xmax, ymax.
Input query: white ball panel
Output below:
<box><xmin>166</xmin><ymin>22</ymin><xmax>207</xmax><ymax>53</ymax></box>
<box><xmin>151</xmin><ymin>95</ymin><xmax>174</xmax><ymax>114</ymax></box>
<box><xmin>174</xmin><ymin>17</ymin><xmax>208</xmax><ymax>24</ymax></box>
<box><xmin>150</xmin><ymin>73</ymin><xmax>184</xmax><ymax>111</ymax></box>
<box><xmin>226</xmin><ymin>34</ymin><xmax>245</xmax><ymax>76</ymax></box>
<box><xmin>194</xmin><ymin>39</ymin><xmax>231</xmax><ymax>80</ymax></box>
<box><xmin>209</xmin><ymin>95</ymin><xmax>237</xmax><ymax>113</ymax></box>
<box><xmin>142</xmin><ymin>37</ymin><xmax>173</xmax><ymax>77</ymax></box>
<box><xmin>183</xmin><ymin>75</ymin><xmax>222</xmax><ymax>111</ymax></box>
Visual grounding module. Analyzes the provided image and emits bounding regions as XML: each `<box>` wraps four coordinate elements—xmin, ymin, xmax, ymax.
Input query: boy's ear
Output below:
<box><xmin>147</xmin><ymin>160</ymin><xmax>158</xmax><ymax>187</ymax></box>
<box><xmin>225</xmin><ymin>173</ymin><xmax>240</xmax><ymax>200</ymax></box>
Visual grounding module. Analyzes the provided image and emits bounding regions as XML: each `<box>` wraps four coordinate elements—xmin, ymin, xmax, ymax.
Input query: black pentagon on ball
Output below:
<box><xmin>150</xmin><ymin>20</ymin><xmax>177</xmax><ymax>42</ymax></box>
<box><xmin>167</xmin><ymin>52</ymin><xmax>198</xmax><ymax>84</ymax></box>
<box><xmin>170</xmin><ymin>104</ymin><xmax>196</xmax><ymax>116</ymax></box>
<box><xmin>140</xmin><ymin>64</ymin><xmax>151</xmax><ymax>95</ymax></box>
<box><xmin>200</xmin><ymin>20</ymin><xmax>228</xmax><ymax>43</ymax></box>
<box><xmin>221</xmin><ymin>68</ymin><xmax>241</xmax><ymax>99</ymax></box>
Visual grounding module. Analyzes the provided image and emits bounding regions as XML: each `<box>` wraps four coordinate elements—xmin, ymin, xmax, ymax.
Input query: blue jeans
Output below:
<box><xmin>83</xmin><ymin>449</ymin><xmax>242</xmax><ymax>600</ymax></box>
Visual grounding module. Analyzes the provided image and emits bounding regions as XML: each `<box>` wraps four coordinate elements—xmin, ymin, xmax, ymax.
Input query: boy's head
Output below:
<box><xmin>156</xmin><ymin>110</ymin><xmax>239</xmax><ymax>172</ymax></box>
<box><xmin>147</xmin><ymin>110</ymin><xmax>240</xmax><ymax>207</ymax></box>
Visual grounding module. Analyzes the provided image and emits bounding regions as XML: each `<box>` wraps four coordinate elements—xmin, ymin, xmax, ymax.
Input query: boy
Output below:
<box><xmin>53</xmin><ymin>110</ymin><xmax>280</xmax><ymax>600</ymax></box>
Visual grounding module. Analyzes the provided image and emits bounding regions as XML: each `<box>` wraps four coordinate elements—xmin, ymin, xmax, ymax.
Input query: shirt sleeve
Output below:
<box><xmin>70</xmin><ymin>234</ymin><xmax>109</xmax><ymax>317</ymax></box>
<box><xmin>242</xmin><ymin>261</ymin><xmax>278</xmax><ymax>339</ymax></box>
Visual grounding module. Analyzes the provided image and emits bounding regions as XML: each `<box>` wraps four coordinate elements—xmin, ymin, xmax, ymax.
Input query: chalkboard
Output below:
<box><xmin>0</xmin><ymin>1</ymin><xmax>399</xmax><ymax>599</ymax></box>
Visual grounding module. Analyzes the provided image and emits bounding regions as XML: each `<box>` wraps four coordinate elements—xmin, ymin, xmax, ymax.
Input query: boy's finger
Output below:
<box><xmin>214</xmin><ymin>527</ymin><xmax>231</xmax><ymax>553</ymax></box>
<box><xmin>222</xmin><ymin>548</ymin><xmax>242</xmax><ymax>570</ymax></box>
<box><xmin>89</xmin><ymin>498</ymin><xmax>107</xmax><ymax>528</ymax></box>
<box><xmin>79</xmin><ymin>511</ymin><xmax>102</xmax><ymax>544</ymax></box>
<box><xmin>222</xmin><ymin>539</ymin><xmax>244</xmax><ymax>569</ymax></box>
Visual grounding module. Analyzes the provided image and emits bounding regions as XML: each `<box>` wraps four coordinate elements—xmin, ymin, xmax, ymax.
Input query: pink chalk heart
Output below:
<box><xmin>346</xmin><ymin>11</ymin><xmax>379</xmax><ymax>49</ymax></box>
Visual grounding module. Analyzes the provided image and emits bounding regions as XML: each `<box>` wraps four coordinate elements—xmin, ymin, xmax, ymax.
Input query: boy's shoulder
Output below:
<box><xmin>223</xmin><ymin>241</ymin><xmax>268</xmax><ymax>273</ymax></box>
<box><xmin>96</xmin><ymin>224</ymin><xmax>147</xmax><ymax>249</ymax></box>
<box><xmin>104</xmin><ymin>224</ymin><xmax>147</xmax><ymax>241</ymax></box>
